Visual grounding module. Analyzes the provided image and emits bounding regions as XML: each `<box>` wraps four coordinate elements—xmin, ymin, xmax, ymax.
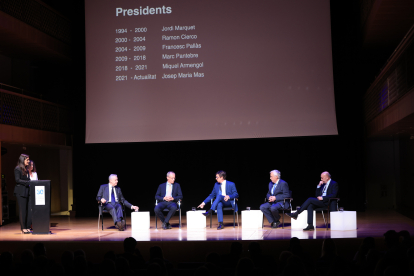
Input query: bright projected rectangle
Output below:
<box><xmin>85</xmin><ymin>0</ymin><xmax>337</xmax><ymax>143</ymax></box>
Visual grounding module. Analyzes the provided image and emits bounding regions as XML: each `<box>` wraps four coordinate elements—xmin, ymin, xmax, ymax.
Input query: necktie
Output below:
<box><xmin>111</xmin><ymin>187</ymin><xmax>116</xmax><ymax>203</ymax></box>
<box><xmin>271</xmin><ymin>184</ymin><xmax>277</xmax><ymax>195</ymax></box>
<box><xmin>166</xmin><ymin>184</ymin><xmax>172</xmax><ymax>197</ymax></box>
<box><xmin>322</xmin><ymin>184</ymin><xmax>328</xmax><ymax>195</ymax></box>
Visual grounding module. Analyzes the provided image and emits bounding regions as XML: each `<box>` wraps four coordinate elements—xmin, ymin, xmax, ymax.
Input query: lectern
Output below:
<box><xmin>30</xmin><ymin>180</ymin><xmax>51</xmax><ymax>234</ymax></box>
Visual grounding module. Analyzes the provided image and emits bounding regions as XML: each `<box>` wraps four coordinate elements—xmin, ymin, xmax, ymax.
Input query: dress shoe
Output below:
<box><xmin>272</xmin><ymin>221</ymin><xmax>280</xmax><ymax>228</ymax></box>
<box><xmin>116</xmin><ymin>221</ymin><xmax>124</xmax><ymax>231</ymax></box>
<box><xmin>217</xmin><ymin>223</ymin><xmax>225</xmax><ymax>230</ymax></box>
<box><xmin>121</xmin><ymin>219</ymin><xmax>126</xmax><ymax>229</ymax></box>
<box><xmin>166</xmin><ymin>223</ymin><xmax>172</xmax><ymax>229</ymax></box>
<box><xmin>303</xmin><ymin>225</ymin><xmax>315</xmax><ymax>231</ymax></box>
<box><xmin>202</xmin><ymin>209</ymin><xmax>213</xmax><ymax>217</ymax></box>
<box><xmin>286</xmin><ymin>212</ymin><xmax>298</xmax><ymax>220</ymax></box>
<box><xmin>162</xmin><ymin>222</ymin><xmax>168</xmax><ymax>230</ymax></box>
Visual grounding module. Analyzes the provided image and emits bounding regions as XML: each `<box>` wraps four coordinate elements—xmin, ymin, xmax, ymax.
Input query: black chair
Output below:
<box><xmin>209</xmin><ymin>198</ymin><xmax>239</xmax><ymax>228</ymax></box>
<box><xmin>261</xmin><ymin>190</ymin><xmax>293</xmax><ymax>229</ymax></box>
<box><xmin>155</xmin><ymin>199</ymin><xmax>182</xmax><ymax>229</ymax></box>
<box><xmin>98</xmin><ymin>201</ymin><xmax>127</xmax><ymax>230</ymax></box>
<box><xmin>314</xmin><ymin>198</ymin><xmax>340</xmax><ymax>230</ymax></box>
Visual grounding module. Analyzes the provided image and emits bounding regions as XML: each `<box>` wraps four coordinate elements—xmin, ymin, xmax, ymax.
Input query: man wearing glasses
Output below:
<box><xmin>154</xmin><ymin>171</ymin><xmax>183</xmax><ymax>230</ymax></box>
<box><xmin>198</xmin><ymin>170</ymin><xmax>239</xmax><ymax>230</ymax></box>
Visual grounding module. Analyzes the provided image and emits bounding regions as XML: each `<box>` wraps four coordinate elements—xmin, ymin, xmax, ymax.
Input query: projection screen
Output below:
<box><xmin>85</xmin><ymin>0</ymin><xmax>337</xmax><ymax>143</ymax></box>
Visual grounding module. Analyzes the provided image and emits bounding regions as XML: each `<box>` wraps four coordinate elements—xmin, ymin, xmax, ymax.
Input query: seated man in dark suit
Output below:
<box><xmin>154</xmin><ymin>171</ymin><xmax>183</xmax><ymax>230</ymax></box>
<box><xmin>96</xmin><ymin>174</ymin><xmax>139</xmax><ymax>231</ymax></box>
<box><xmin>198</xmin><ymin>170</ymin><xmax>239</xmax><ymax>230</ymax></box>
<box><xmin>260</xmin><ymin>170</ymin><xmax>290</xmax><ymax>228</ymax></box>
<box><xmin>286</xmin><ymin>171</ymin><xmax>339</xmax><ymax>231</ymax></box>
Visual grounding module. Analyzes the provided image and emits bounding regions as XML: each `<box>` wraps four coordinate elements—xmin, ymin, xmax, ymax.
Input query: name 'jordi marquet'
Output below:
<box><xmin>162</xmin><ymin>25</ymin><xmax>196</xmax><ymax>31</ymax></box>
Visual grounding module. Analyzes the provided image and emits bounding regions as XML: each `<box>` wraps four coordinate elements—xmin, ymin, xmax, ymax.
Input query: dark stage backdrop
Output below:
<box><xmin>85</xmin><ymin>0</ymin><xmax>337</xmax><ymax>143</ymax></box>
<box><xmin>74</xmin><ymin>135</ymin><xmax>363</xmax><ymax>218</ymax></box>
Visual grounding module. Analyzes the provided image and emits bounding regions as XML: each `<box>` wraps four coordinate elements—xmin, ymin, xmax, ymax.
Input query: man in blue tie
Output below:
<box><xmin>154</xmin><ymin>171</ymin><xmax>183</xmax><ymax>230</ymax></box>
<box><xmin>96</xmin><ymin>174</ymin><xmax>139</xmax><ymax>231</ymax></box>
<box><xmin>260</xmin><ymin>170</ymin><xmax>290</xmax><ymax>228</ymax></box>
<box><xmin>286</xmin><ymin>171</ymin><xmax>339</xmax><ymax>230</ymax></box>
<box><xmin>198</xmin><ymin>170</ymin><xmax>239</xmax><ymax>230</ymax></box>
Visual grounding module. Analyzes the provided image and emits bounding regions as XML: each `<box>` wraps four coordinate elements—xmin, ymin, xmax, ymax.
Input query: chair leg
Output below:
<box><xmin>179</xmin><ymin>209</ymin><xmax>181</xmax><ymax>229</ymax></box>
<box><xmin>262</xmin><ymin>214</ymin><xmax>264</xmax><ymax>228</ymax></box>
<box><xmin>124</xmin><ymin>210</ymin><xmax>127</xmax><ymax>230</ymax></box>
<box><xmin>210</xmin><ymin>212</ymin><xmax>212</xmax><ymax>228</ymax></box>
<box><xmin>233</xmin><ymin>210</ymin><xmax>235</xmax><ymax>228</ymax></box>
<box><xmin>328</xmin><ymin>211</ymin><xmax>330</xmax><ymax>230</ymax></box>
<box><xmin>236</xmin><ymin>212</ymin><xmax>239</xmax><ymax>227</ymax></box>
<box><xmin>98</xmin><ymin>214</ymin><xmax>100</xmax><ymax>230</ymax></box>
<box><xmin>156</xmin><ymin>215</ymin><xmax>158</xmax><ymax>229</ymax></box>
<box><xmin>282</xmin><ymin>209</ymin><xmax>285</xmax><ymax>229</ymax></box>
<box><xmin>327</xmin><ymin>206</ymin><xmax>331</xmax><ymax>230</ymax></box>
<box><xmin>321</xmin><ymin>211</ymin><xmax>326</xmax><ymax>227</ymax></box>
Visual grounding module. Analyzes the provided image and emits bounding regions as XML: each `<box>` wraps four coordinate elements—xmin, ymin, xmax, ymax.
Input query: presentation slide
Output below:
<box><xmin>85</xmin><ymin>0</ymin><xmax>337</xmax><ymax>143</ymax></box>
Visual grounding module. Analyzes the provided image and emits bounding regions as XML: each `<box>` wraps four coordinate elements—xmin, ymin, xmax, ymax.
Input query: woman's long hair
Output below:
<box><xmin>27</xmin><ymin>160</ymin><xmax>36</xmax><ymax>173</ymax></box>
<box><xmin>17</xmin><ymin>154</ymin><xmax>29</xmax><ymax>175</ymax></box>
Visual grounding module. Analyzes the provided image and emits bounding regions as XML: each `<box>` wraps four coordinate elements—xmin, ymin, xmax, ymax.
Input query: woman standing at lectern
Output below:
<box><xmin>27</xmin><ymin>160</ymin><xmax>38</xmax><ymax>180</ymax></box>
<box><xmin>14</xmin><ymin>154</ymin><xmax>32</xmax><ymax>234</ymax></box>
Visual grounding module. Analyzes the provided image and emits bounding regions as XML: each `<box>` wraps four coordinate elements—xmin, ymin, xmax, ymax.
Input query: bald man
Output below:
<box><xmin>286</xmin><ymin>172</ymin><xmax>338</xmax><ymax>230</ymax></box>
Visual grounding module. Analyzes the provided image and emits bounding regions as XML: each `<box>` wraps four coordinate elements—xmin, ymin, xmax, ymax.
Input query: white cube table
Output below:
<box><xmin>241</xmin><ymin>210</ymin><xmax>263</xmax><ymax>228</ymax></box>
<box><xmin>291</xmin><ymin>210</ymin><xmax>316</xmax><ymax>229</ymax></box>
<box><xmin>186</xmin><ymin>211</ymin><xmax>207</xmax><ymax>229</ymax></box>
<box><xmin>131</xmin><ymin>211</ymin><xmax>150</xmax><ymax>230</ymax></box>
<box><xmin>330</xmin><ymin>211</ymin><xmax>357</xmax><ymax>230</ymax></box>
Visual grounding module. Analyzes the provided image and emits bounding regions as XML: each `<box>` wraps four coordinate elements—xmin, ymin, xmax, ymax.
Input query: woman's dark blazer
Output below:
<box><xmin>14</xmin><ymin>166</ymin><xmax>31</xmax><ymax>198</ymax></box>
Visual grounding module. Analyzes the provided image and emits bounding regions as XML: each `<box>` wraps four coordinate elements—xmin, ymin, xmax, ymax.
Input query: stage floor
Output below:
<box><xmin>1</xmin><ymin>210</ymin><xmax>413</xmax><ymax>242</ymax></box>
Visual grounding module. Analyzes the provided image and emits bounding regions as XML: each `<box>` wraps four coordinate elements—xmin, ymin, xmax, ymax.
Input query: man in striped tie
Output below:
<box><xmin>286</xmin><ymin>171</ymin><xmax>339</xmax><ymax>231</ymax></box>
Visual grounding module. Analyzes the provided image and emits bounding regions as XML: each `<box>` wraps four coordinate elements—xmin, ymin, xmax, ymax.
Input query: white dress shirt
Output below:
<box><xmin>30</xmin><ymin>172</ymin><xmax>38</xmax><ymax>180</ymax></box>
<box><xmin>221</xmin><ymin>180</ymin><xmax>226</xmax><ymax>196</ymax></box>
<box><xmin>165</xmin><ymin>182</ymin><xmax>173</xmax><ymax>197</ymax></box>
<box><xmin>108</xmin><ymin>184</ymin><xmax>118</xmax><ymax>202</ymax></box>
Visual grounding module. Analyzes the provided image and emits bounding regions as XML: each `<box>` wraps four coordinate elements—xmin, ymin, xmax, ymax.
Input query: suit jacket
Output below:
<box><xmin>315</xmin><ymin>180</ymin><xmax>339</xmax><ymax>204</ymax></box>
<box><xmin>96</xmin><ymin>184</ymin><xmax>132</xmax><ymax>209</ymax></box>
<box><xmin>155</xmin><ymin>182</ymin><xmax>183</xmax><ymax>202</ymax></box>
<box><xmin>266</xmin><ymin>179</ymin><xmax>290</xmax><ymax>207</ymax></box>
<box><xmin>203</xmin><ymin>180</ymin><xmax>239</xmax><ymax>211</ymax></box>
<box><xmin>14</xmin><ymin>166</ymin><xmax>31</xmax><ymax>198</ymax></box>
